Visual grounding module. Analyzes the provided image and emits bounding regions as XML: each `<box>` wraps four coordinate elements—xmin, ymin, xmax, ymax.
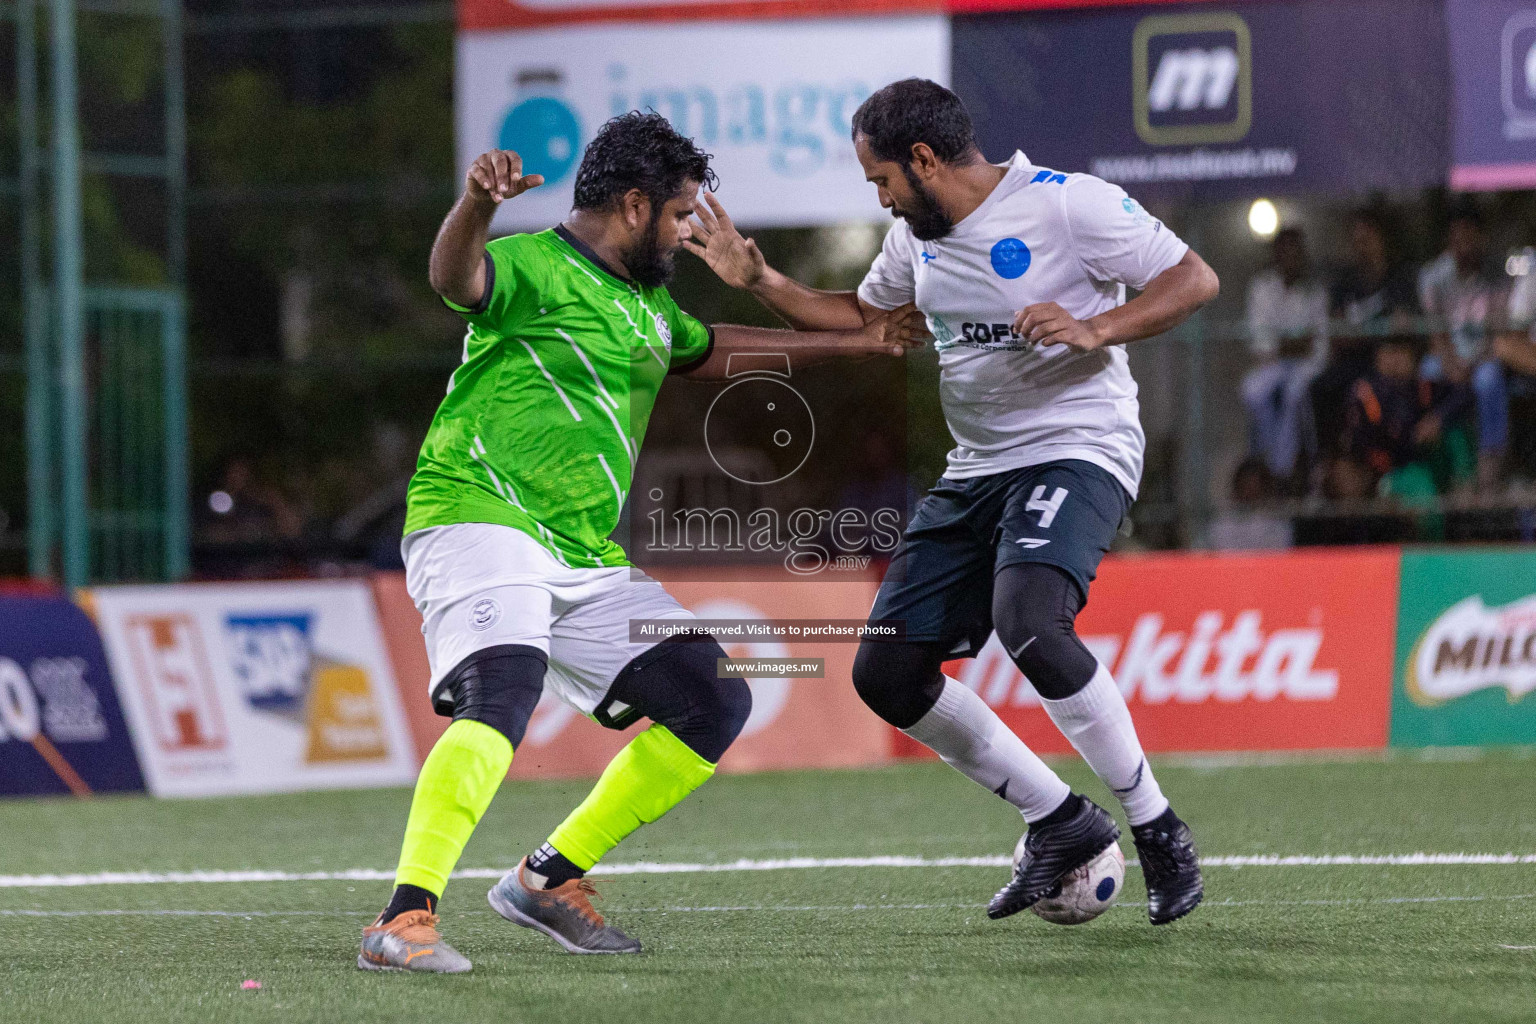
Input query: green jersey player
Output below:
<box><xmin>359</xmin><ymin>112</ymin><xmax>926</xmax><ymax>972</ymax></box>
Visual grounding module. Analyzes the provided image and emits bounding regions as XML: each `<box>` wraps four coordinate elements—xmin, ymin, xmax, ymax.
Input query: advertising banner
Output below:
<box><xmin>1447</xmin><ymin>0</ymin><xmax>1536</xmax><ymax>190</ymax></box>
<box><xmin>891</xmin><ymin>549</ymin><xmax>1400</xmax><ymax>757</ymax></box>
<box><xmin>88</xmin><ymin>582</ymin><xmax>418</xmax><ymax>797</ymax></box>
<box><xmin>374</xmin><ymin>567</ymin><xmax>890</xmax><ymax>778</ymax></box>
<box><xmin>1390</xmin><ymin>549</ymin><xmax>1536</xmax><ymax>747</ymax></box>
<box><xmin>952</xmin><ymin>0</ymin><xmax>1448</xmax><ymax>198</ymax></box>
<box><xmin>952</xmin><ymin>0</ymin><xmax>1240</xmax><ymax>10</ymax></box>
<box><xmin>455</xmin><ymin>17</ymin><xmax>950</xmax><ymax>229</ymax></box>
<box><xmin>459</xmin><ymin>0</ymin><xmax>1249</xmax><ymax>30</ymax></box>
<box><xmin>0</xmin><ymin>596</ymin><xmax>144</xmax><ymax>796</ymax></box>
<box><xmin>459</xmin><ymin>0</ymin><xmax>938</xmax><ymax>30</ymax></box>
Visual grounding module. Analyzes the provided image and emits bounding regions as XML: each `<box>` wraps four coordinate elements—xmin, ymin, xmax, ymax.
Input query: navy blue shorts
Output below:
<box><xmin>868</xmin><ymin>459</ymin><xmax>1131</xmax><ymax>657</ymax></box>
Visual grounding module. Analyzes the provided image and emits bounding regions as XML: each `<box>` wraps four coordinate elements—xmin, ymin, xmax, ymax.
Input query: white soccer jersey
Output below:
<box><xmin>857</xmin><ymin>151</ymin><xmax>1189</xmax><ymax>496</ymax></box>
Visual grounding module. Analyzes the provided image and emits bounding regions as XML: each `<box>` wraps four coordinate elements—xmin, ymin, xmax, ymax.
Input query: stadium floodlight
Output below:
<box><xmin>1248</xmin><ymin>198</ymin><xmax>1279</xmax><ymax>239</ymax></box>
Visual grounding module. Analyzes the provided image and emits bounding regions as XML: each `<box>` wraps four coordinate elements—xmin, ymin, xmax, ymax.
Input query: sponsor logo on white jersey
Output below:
<box><xmin>958</xmin><ymin>610</ymin><xmax>1338</xmax><ymax>707</ymax></box>
<box><xmin>1406</xmin><ymin>595</ymin><xmax>1536</xmax><ymax>706</ymax></box>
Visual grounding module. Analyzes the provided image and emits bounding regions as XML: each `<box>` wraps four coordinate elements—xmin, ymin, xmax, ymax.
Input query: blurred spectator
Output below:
<box><xmin>1418</xmin><ymin>202</ymin><xmax>1509</xmax><ymax>491</ymax></box>
<box><xmin>331</xmin><ymin>422</ymin><xmax>418</xmax><ymax>569</ymax></box>
<box><xmin>1494</xmin><ymin>330</ymin><xmax>1536</xmax><ymax>376</ymax></box>
<box><xmin>200</xmin><ymin>457</ymin><xmax>304</xmax><ymax>544</ymax></box>
<box><xmin>1500</xmin><ymin>274</ymin><xmax>1536</xmax><ymax>482</ymax></box>
<box><xmin>1323</xmin><ymin>454</ymin><xmax>1376</xmax><ymax>503</ymax></box>
<box><xmin>1343</xmin><ymin>336</ymin><xmax>1473</xmax><ymax>501</ymax></box>
<box><xmin>1242</xmin><ymin>227</ymin><xmax>1329</xmax><ymax>488</ymax></box>
<box><xmin>1331</xmin><ymin>212</ymin><xmax>1421</xmax><ymax>331</ymax></box>
<box><xmin>1313</xmin><ymin>211</ymin><xmax>1421</xmax><ymax>457</ymax></box>
<box><xmin>1293</xmin><ymin>455</ymin><xmax>1413</xmax><ymax>546</ymax></box>
<box><xmin>1209</xmin><ymin>458</ymin><xmax>1292</xmax><ymax>550</ymax></box>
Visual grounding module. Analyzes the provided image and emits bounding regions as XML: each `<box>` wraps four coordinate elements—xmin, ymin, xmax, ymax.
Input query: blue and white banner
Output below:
<box><xmin>0</xmin><ymin>596</ymin><xmax>145</xmax><ymax>796</ymax></box>
<box><xmin>456</xmin><ymin>16</ymin><xmax>950</xmax><ymax>229</ymax></box>
<box><xmin>88</xmin><ymin>581</ymin><xmax>416</xmax><ymax>798</ymax></box>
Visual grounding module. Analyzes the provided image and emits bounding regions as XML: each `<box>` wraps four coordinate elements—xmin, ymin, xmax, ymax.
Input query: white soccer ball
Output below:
<box><xmin>1013</xmin><ymin>835</ymin><xmax>1125</xmax><ymax>926</ymax></box>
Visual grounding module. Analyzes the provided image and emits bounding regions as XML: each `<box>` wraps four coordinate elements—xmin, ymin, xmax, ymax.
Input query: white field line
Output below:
<box><xmin>4</xmin><ymin>852</ymin><xmax>1536</xmax><ymax>889</ymax></box>
<box><xmin>6</xmin><ymin>893</ymin><xmax>1536</xmax><ymax>918</ymax></box>
<box><xmin>0</xmin><ymin>909</ymin><xmax>360</xmax><ymax>918</ymax></box>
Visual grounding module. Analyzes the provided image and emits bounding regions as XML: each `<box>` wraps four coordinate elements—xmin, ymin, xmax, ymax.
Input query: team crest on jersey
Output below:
<box><xmin>469</xmin><ymin>598</ymin><xmax>502</xmax><ymax>632</ymax></box>
<box><xmin>990</xmin><ymin>238</ymin><xmax>1032</xmax><ymax>280</ymax></box>
<box><xmin>652</xmin><ymin>311</ymin><xmax>673</xmax><ymax>350</ymax></box>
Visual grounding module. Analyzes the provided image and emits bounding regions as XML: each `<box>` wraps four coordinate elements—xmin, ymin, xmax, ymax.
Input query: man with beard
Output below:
<box><xmin>360</xmin><ymin>112</ymin><xmax>925</xmax><ymax>972</ymax></box>
<box><xmin>687</xmin><ymin>79</ymin><xmax>1219</xmax><ymax>925</ymax></box>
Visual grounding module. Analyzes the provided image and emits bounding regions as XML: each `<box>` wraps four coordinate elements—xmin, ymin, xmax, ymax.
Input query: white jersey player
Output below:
<box><xmin>688</xmin><ymin>78</ymin><xmax>1218</xmax><ymax>925</ymax></box>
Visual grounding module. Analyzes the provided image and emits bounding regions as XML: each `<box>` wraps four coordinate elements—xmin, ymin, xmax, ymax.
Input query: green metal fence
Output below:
<box><xmin>26</xmin><ymin>287</ymin><xmax>188</xmax><ymax>584</ymax></box>
<box><xmin>84</xmin><ymin>287</ymin><xmax>188</xmax><ymax>582</ymax></box>
<box><xmin>12</xmin><ymin>0</ymin><xmax>188</xmax><ymax>585</ymax></box>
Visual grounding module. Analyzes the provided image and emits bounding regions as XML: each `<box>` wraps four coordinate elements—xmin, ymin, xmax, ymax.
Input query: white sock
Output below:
<box><xmin>1040</xmin><ymin>663</ymin><xmax>1168</xmax><ymax>826</ymax></box>
<box><xmin>903</xmin><ymin>677</ymin><xmax>1072</xmax><ymax>822</ymax></box>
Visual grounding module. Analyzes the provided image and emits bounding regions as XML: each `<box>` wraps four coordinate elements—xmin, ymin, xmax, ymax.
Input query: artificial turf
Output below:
<box><xmin>2</xmin><ymin>753</ymin><xmax>1534</xmax><ymax>1023</ymax></box>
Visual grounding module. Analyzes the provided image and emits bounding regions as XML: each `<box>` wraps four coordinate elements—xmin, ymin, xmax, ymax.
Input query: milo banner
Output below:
<box><xmin>0</xmin><ymin>595</ymin><xmax>145</xmax><ymax>796</ymax></box>
<box><xmin>88</xmin><ymin>581</ymin><xmax>418</xmax><ymax>797</ymax></box>
<box><xmin>1391</xmin><ymin>549</ymin><xmax>1536</xmax><ymax>747</ymax></box>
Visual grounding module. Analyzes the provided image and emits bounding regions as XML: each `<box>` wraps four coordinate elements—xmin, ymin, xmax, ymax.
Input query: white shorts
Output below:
<box><xmin>402</xmin><ymin>522</ymin><xmax>696</xmax><ymax>715</ymax></box>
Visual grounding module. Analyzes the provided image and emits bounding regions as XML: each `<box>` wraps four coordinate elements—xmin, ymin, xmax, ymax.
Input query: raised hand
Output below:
<box><xmin>466</xmin><ymin>150</ymin><xmax>545</xmax><ymax>205</ymax></box>
<box><xmin>682</xmin><ymin>192</ymin><xmax>767</xmax><ymax>290</ymax></box>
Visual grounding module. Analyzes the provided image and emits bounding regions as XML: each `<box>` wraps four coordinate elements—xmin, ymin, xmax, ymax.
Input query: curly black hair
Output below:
<box><xmin>572</xmin><ymin>111</ymin><xmax>717</xmax><ymax>212</ymax></box>
<box><xmin>850</xmin><ymin>78</ymin><xmax>979</xmax><ymax>167</ymax></box>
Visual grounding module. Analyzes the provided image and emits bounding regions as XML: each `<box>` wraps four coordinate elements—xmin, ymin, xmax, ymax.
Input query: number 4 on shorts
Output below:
<box><xmin>1026</xmin><ymin>486</ymin><xmax>1069</xmax><ymax>528</ymax></box>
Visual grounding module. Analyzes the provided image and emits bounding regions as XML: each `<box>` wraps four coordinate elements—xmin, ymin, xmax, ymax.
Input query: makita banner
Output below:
<box><xmin>892</xmin><ymin>549</ymin><xmax>1401</xmax><ymax>756</ymax></box>
<box><xmin>88</xmin><ymin>582</ymin><xmax>418</xmax><ymax>797</ymax></box>
<box><xmin>1391</xmin><ymin>549</ymin><xmax>1536</xmax><ymax>747</ymax></box>
<box><xmin>952</xmin><ymin>0</ymin><xmax>1448</xmax><ymax>198</ymax></box>
<box><xmin>0</xmin><ymin>596</ymin><xmax>145</xmax><ymax>796</ymax></box>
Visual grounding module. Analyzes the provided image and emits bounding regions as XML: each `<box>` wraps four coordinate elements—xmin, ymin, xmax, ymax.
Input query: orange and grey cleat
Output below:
<box><xmin>357</xmin><ymin>909</ymin><xmax>472</xmax><ymax>973</ymax></box>
<box><xmin>487</xmin><ymin>858</ymin><xmax>641</xmax><ymax>954</ymax></box>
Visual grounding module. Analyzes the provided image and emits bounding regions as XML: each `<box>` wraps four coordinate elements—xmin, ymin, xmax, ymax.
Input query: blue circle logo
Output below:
<box><xmin>1095</xmin><ymin>876</ymin><xmax>1117</xmax><ymax>902</ymax></box>
<box><xmin>498</xmin><ymin>96</ymin><xmax>581</xmax><ymax>185</ymax></box>
<box><xmin>990</xmin><ymin>237</ymin><xmax>1032</xmax><ymax>279</ymax></box>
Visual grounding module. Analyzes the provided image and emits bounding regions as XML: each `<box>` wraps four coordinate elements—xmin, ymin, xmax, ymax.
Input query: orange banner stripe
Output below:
<box><xmin>30</xmin><ymin>733</ymin><xmax>92</xmax><ymax>798</ymax></box>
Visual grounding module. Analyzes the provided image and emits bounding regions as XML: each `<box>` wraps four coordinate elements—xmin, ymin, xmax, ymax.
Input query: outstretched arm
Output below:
<box><xmin>678</xmin><ymin>303</ymin><xmax>930</xmax><ymax>381</ymax></box>
<box><xmin>1012</xmin><ymin>248</ymin><xmax>1220</xmax><ymax>352</ymax></box>
<box><xmin>684</xmin><ymin>193</ymin><xmax>878</xmax><ymax>332</ymax></box>
<box><xmin>429</xmin><ymin>149</ymin><xmax>544</xmax><ymax>309</ymax></box>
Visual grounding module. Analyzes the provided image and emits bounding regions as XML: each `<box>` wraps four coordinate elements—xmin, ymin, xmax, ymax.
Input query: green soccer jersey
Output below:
<box><xmin>404</xmin><ymin>226</ymin><xmax>713</xmax><ymax>567</ymax></box>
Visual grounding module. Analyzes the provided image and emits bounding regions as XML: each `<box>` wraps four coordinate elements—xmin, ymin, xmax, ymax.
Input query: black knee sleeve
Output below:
<box><xmin>600</xmin><ymin>636</ymin><xmax>752</xmax><ymax>763</ymax></box>
<box><xmin>851</xmin><ymin>640</ymin><xmax>950</xmax><ymax>729</ymax></box>
<box><xmin>992</xmin><ymin>563</ymin><xmax>1098</xmax><ymax>700</ymax></box>
<box><xmin>430</xmin><ymin>644</ymin><xmax>547</xmax><ymax>747</ymax></box>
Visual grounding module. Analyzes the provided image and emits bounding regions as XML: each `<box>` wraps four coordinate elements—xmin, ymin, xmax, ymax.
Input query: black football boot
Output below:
<box><xmin>1132</xmin><ymin>810</ymin><xmax>1204</xmax><ymax>925</ymax></box>
<box><xmin>987</xmin><ymin>797</ymin><xmax>1120</xmax><ymax>920</ymax></box>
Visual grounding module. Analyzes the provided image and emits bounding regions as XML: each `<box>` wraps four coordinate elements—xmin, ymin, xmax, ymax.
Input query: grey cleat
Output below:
<box><xmin>357</xmin><ymin>909</ymin><xmax>472</xmax><ymax>973</ymax></box>
<box><xmin>487</xmin><ymin>858</ymin><xmax>641</xmax><ymax>954</ymax></box>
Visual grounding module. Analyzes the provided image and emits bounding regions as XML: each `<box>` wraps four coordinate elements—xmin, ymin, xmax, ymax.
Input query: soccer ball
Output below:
<box><xmin>1013</xmin><ymin>835</ymin><xmax>1125</xmax><ymax>925</ymax></box>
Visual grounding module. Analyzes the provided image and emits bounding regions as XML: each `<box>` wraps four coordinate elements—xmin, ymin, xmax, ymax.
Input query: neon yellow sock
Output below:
<box><xmin>394</xmin><ymin>718</ymin><xmax>512</xmax><ymax>895</ymax></box>
<box><xmin>546</xmin><ymin>724</ymin><xmax>715</xmax><ymax>870</ymax></box>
